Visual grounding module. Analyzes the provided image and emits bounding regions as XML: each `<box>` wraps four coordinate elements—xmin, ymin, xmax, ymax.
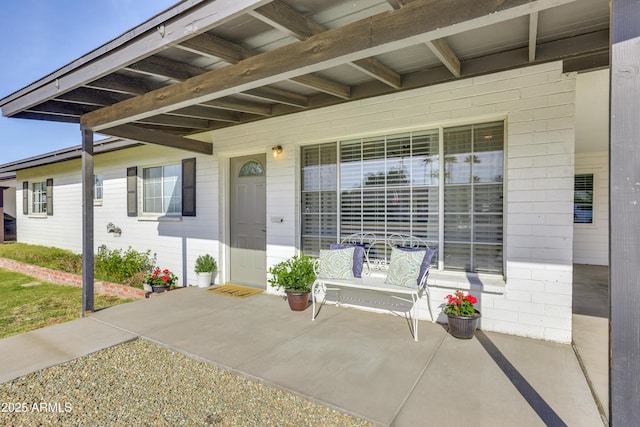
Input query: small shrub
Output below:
<box><xmin>194</xmin><ymin>254</ymin><xmax>217</xmax><ymax>273</ymax></box>
<box><xmin>124</xmin><ymin>271</ymin><xmax>147</xmax><ymax>289</ymax></box>
<box><xmin>95</xmin><ymin>245</ymin><xmax>156</xmax><ymax>285</ymax></box>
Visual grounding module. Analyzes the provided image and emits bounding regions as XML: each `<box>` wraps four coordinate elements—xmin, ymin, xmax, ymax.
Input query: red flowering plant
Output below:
<box><xmin>444</xmin><ymin>290</ymin><xmax>478</xmax><ymax>317</ymax></box>
<box><xmin>145</xmin><ymin>267</ymin><xmax>178</xmax><ymax>288</ymax></box>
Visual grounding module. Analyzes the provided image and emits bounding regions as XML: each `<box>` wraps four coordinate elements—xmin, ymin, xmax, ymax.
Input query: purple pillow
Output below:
<box><xmin>397</xmin><ymin>246</ymin><xmax>436</xmax><ymax>286</ymax></box>
<box><xmin>330</xmin><ymin>243</ymin><xmax>365</xmax><ymax>278</ymax></box>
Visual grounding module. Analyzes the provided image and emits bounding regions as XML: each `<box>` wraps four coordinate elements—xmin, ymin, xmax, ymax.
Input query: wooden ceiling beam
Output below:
<box><xmin>351</xmin><ymin>58</ymin><xmax>402</xmax><ymax>89</ymax></box>
<box><xmin>135</xmin><ymin>114</ymin><xmax>212</xmax><ymax>129</ymax></box>
<box><xmin>170</xmin><ymin>105</ymin><xmax>240</xmax><ymax>122</ymax></box>
<box><xmin>86</xmin><ymin>73</ymin><xmax>155</xmax><ymax>95</ymax></box>
<box><xmin>250</xmin><ymin>0</ymin><xmax>325</xmax><ymax>40</ymax></box>
<box><xmin>101</xmin><ymin>124</ymin><xmax>213</xmax><ymax>154</ymax></box>
<box><xmin>81</xmin><ymin>0</ymin><xmax>578</xmax><ymax>131</ymax></box>
<box><xmin>178</xmin><ymin>14</ymin><xmax>351</xmax><ymax>99</ymax></box>
<box><xmin>30</xmin><ymin>101</ymin><xmax>100</xmax><ymax>116</ymax></box>
<box><xmin>387</xmin><ymin>0</ymin><xmax>412</xmax><ymax>9</ymax></box>
<box><xmin>179</xmin><ymin>33</ymin><xmax>254</xmax><ymax>63</ymax></box>
<box><xmin>202</xmin><ymin>98</ymin><xmax>272</xmax><ymax>116</ymax></box>
<box><xmin>529</xmin><ymin>12</ymin><xmax>539</xmax><ymax>62</ymax></box>
<box><xmin>426</xmin><ymin>38</ymin><xmax>461</xmax><ymax>77</ymax></box>
<box><xmin>1</xmin><ymin>0</ymin><xmax>273</xmax><ymax>117</ymax></box>
<box><xmin>130</xmin><ymin>123</ymin><xmax>201</xmax><ymax>135</ymax></box>
<box><xmin>254</xmin><ymin>0</ymin><xmax>402</xmax><ymax>89</ymax></box>
<box><xmin>291</xmin><ymin>74</ymin><xmax>351</xmax><ymax>99</ymax></box>
<box><xmin>126</xmin><ymin>56</ymin><xmax>207</xmax><ymax>81</ymax></box>
<box><xmin>243</xmin><ymin>87</ymin><xmax>308</xmax><ymax>108</ymax></box>
<box><xmin>57</xmin><ymin>87</ymin><xmax>132</xmax><ymax>106</ymax></box>
<box><xmin>212</xmin><ymin>29</ymin><xmax>610</xmax><ymax>132</ymax></box>
<box><xmin>16</xmin><ymin>111</ymin><xmax>80</xmax><ymax>123</ymax></box>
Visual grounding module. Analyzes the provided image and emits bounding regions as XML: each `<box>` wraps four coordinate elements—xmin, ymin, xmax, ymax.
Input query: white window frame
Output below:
<box><xmin>142</xmin><ymin>163</ymin><xmax>182</xmax><ymax>215</ymax></box>
<box><xmin>94</xmin><ymin>174</ymin><xmax>103</xmax><ymax>205</ymax></box>
<box><xmin>574</xmin><ymin>172</ymin><xmax>595</xmax><ymax>225</ymax></box>
<box><xmin>31</xmin><ymin>181</ymin><xmax>47</xmax><ymax>215</ymax></box>
<box><xmin>300</xmin><ymin>120</ymin><xmax>505</xmax><ymax>275</ymax></box>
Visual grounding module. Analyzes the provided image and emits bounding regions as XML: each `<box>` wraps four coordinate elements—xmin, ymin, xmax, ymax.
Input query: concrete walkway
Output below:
<box><xmin>1</xmin><ymin>287</ymin><xmax>603</xmax><ymax>426</ymax></box>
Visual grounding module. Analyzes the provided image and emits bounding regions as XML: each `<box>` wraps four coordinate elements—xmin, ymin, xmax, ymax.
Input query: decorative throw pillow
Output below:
<box><xmin>385</xmin><ymin>247</ymin><xmax>425</xmax><ymax>288</ymax></box>
<box><xmin>330</xmin><ymin>243</ymin><xmax>365</xmax><ymax>278</ymax></box>
<box><xmin>397</xmin><ymin>246</ymin><xmax>436</xmax><ymax>286</ymax></box>
<box><xmin>318</xmin><ymin>247</ymin><xmax>355</xmax><ymax>280</ymax></box>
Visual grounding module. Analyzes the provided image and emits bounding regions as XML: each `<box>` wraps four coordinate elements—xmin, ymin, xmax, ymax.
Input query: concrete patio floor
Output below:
<box><xmin>1</xmin><ymin>278</ymin><xmax>605</xmax><ymax>427</ymax></box>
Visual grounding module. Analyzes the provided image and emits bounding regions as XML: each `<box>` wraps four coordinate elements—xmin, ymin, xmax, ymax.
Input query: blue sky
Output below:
<box><xmin>0</xmin><ymin>0</ymin><xmax>178</xmax><ymax>164</ymax></box>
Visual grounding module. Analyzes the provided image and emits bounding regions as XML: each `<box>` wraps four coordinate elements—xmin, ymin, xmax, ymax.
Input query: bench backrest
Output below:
<box><xmin>340</xmin><ymin>232</ymin><xmax>431</xmax><ymax>277</ymax></box>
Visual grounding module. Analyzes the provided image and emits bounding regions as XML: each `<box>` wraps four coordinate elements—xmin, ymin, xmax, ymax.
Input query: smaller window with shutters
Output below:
<box><xmin>574</xmin><ymin>174</ymin><xmax>594</xmax><ymax>224</ymax></box>
<box><xmin>127</xmin><ymin>158</ymin><xmax>196</xmax><ymax>218</ymax></box>
<box><xmin>31</xmin><ymin>181</ymin><xmax>47</xmax><ymax>214</ymax></box>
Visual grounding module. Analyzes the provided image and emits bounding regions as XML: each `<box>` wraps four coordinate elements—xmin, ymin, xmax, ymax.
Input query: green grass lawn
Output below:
<box><xmin>0</xmin><ymin>268</ymin><xmax>131</xmax><ymax>339</ymax></box>
<box><xmin>0</xmin><ymin>243</ymin><xmax>82</xmax><ymax>273</ymax></box>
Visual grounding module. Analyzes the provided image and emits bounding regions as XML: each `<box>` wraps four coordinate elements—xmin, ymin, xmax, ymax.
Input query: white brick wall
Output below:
<box><xmin>16</xmin><ymin>61</ymin><xmax>579</xmax><ymax>343</ymax></box>
<box><xmin>204</xmin><ymin>61</ymin><xmax>577</xmax><ymax>342</ymax></box>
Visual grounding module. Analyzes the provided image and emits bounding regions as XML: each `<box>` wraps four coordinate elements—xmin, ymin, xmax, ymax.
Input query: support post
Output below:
<box><xmin>0</xmin><ymin>187</ymin><xmax>5</xmax><ymax>243</ymax></box>
<box><xmin>610</xmin><ymin>0</ymin><xmax>640</xmax><ymax>424</ymax></box>
<box><xmin>81</xmin><ymin>128</ymin><xmax>95</xmax><ymax>315</ymax></box>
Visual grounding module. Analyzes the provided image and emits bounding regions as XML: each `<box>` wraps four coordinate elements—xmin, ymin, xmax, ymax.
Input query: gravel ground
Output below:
<box><xmin>0</xmin><ymin>339</ymin><xmax>373</xmax><ymax>426</ymax></box>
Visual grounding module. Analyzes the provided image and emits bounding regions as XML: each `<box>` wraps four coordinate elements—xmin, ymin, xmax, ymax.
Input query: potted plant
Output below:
<box><xmin>145</xmin><ymin>267</ymin><xmax>178</xmax><ymax>293</ymax></box>
<box><xmin>444</xmin><ymin>290</ymin><xmax>481</xmax><ymax>339</ymax></box>
<box><xmin>268</xmin><ymin>254</ymin><xmax>316</xmax><ymax>311</ymax></box>
<box><xmin>194</xmin><ymin>254</ymin><xmax>217</xmax><ymax>288</ymax></box>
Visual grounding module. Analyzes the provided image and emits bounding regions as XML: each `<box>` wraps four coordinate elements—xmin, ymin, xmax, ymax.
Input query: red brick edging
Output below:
<box><xmin>0</xmin><ymin>257</ymin><xmax>146</xmax><ymax>300</ymax></box>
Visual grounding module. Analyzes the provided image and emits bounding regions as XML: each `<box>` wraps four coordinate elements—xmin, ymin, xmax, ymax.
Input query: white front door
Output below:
<box><xmin>229</xmin><ymin>155</ymin><xmax>267</xmax><ymax>287</ymax></box>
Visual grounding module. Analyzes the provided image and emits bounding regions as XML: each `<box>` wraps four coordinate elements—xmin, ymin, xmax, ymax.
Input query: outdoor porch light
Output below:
<box><xmin>272</xmin><ymin>145</ymin><xmax>283</xmax><ymax>158</ymax></box>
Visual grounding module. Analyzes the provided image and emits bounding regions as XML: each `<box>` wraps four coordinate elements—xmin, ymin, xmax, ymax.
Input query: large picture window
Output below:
<box><xmin>143</xmin><ymin>164</ymin><xmax>182</xmax><ymax>214</ymax></box>
<box><xmin>301</xmin><ymin>121</ymin><xmax>504</xmax><ymax>274</ymax></box>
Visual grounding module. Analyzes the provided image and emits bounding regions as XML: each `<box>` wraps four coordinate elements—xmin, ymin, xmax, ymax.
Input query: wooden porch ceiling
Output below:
<box><xmin>0</xmin><ymin>0</ymin><xmax>610</xmax><ymax>154</ymax></box>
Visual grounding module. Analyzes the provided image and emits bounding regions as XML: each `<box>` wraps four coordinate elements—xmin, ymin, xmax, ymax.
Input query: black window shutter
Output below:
<box><xmin>182</xmin><ymin>158</ymin><xmax>196</xmax><ymax>217</ymax></box>
<box><xmin>127</xmin><ymin>167</ymin><xmax>138</xmax><ymax>217</ymax></box>
<box><xmin>22</xmin><ymin>181</ymin><xmax>28</xmax><ymax>215</ymax></box>
<box><xmin>46</xmin><ymin>178</ymin><xmax>54</xmax><ymax>216</ymax></box>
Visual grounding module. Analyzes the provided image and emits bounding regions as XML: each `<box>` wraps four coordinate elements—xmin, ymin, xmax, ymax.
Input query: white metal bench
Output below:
<box><xmin>311</xmin><ymin>232</ymin><xmax>434</xmax><ymax>341</ymax></box>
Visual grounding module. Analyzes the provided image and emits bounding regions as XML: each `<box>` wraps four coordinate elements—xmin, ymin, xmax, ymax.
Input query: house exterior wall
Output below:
<box><xmin>15</xmin><ymin>61</ymin><xmax>577</xmax><ymax>342</ymax></box>
<box><xmin>16</xmin><ymin>145</ymin><xmax>220</xmax><ymax>286</ymax></box>
<box><xmin>210</xmin><ymin>61</ymin><xmax>577</xmax><ymax>343</ymax></box>
<box><xmin>574</xmin><ymin>151</ymin><xmax>609</xmax><ymax>265</ymax></box>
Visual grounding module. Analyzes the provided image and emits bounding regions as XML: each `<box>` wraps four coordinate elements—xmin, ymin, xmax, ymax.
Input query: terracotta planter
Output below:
<box><xmin>446</xmin><ymin>310</ymin><xmax>481</xmax><ymax>339</ymax></box>
<box><xmin>285</xmin><ymin>291</ymin><xmax>310</xmax><ymax>311</ymax></box>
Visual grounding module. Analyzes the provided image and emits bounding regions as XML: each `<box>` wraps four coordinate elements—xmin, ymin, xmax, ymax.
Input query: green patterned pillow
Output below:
<box><xmin>385</xmin><ymin>247</ymin><xmax>425</xmax><ymax>288</ymax></box>
<box><xmin>318</xmin><ymin>247</ymin><xmax>355</xmax><ymax>280</ymax></box>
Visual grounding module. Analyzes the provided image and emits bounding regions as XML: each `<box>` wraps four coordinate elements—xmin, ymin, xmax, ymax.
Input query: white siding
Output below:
<box><xmin>574</xmin><ymin>152</ymin><xmax>609</xmax><ymax>265</ymax></box>
<box><xmin>16</xmin><ymin>145</ymin><xmax>220</xmax><ymax>287</ymax></box>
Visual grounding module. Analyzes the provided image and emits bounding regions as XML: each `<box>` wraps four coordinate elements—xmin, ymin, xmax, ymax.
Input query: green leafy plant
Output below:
<box><xmin>444</xmin><ymin>290</ymin><xmax>478</xmax><ymax>316</ymax></box>
<box><xmin>95</xmin><ymin>245</ymin><xmax>156</xmax><ymax>287</ymax></box>
<box><xmin>194</xmin><ymin>254</ymin><xmax>217</xmax><ymax>273</ymax></box>
<box><xmin>268</xmin><ymin>254</ymin><xmax>316</xmax><ymax>293</ymax></box>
